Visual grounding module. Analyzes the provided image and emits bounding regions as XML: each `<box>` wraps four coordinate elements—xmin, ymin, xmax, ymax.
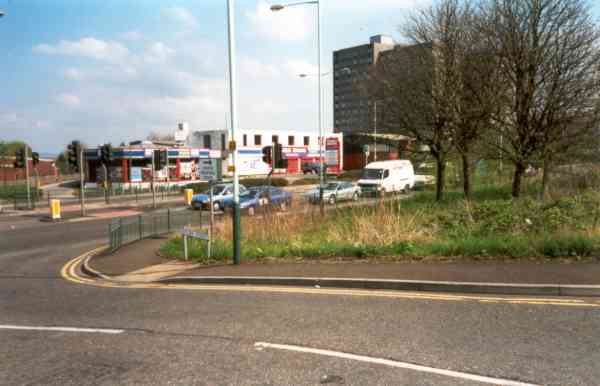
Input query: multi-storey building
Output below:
<box><xmin>333</xmin><ymin>35</ymin><xmax>395</xmax><ymax>134</ymax></box>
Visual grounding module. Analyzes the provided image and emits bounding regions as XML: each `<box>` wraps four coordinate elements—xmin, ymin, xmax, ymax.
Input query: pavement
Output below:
<box><xmin>83</xmin><ymin>237</ymin><xmax>600</xmax><ymax>297</ymax></box>
<box><xmin>4</xmin><ymin>208</ymin><xmax>600</xmax><ymax>385</ymax></box>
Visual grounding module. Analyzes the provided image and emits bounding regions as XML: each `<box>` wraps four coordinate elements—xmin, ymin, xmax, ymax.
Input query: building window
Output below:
<box><xmin>203</xmin><ymin>135</ymin><xmax>211</xmax><ymax>149</ymax></box>
<box><xmin>254</xmin><ymin>135</ymin><xmax>261</xmax><ymax>146</ymax></box>
<box><xmin>272</xmin><ymin>135</ymin><xmax>279</xmax><ymax>144</ymax></box>
<box><xmin>288</xmin><ymin>136</ymin><xmax>295</xmax><ymax>146</ymax></box>
<box><xmin>304</xmin><ymin>136</ymin><xmax>310</xmax><ymax>146</ymax></box>
<box><xmin>243</xmin><ymin>134</ymin><xmax>247</xmax><ymax>146</ymax></box>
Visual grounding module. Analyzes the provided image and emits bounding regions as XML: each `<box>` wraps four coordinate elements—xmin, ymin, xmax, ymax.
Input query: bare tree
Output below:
<box><xmin>371</xmin><ymin>0</ymin><xmax>482</xmax><ymax>200</ymax></box>
<box><xmin>477</xmin><ymin>0</ymin><xmax>600</xmax><ymax>197</ymax></box>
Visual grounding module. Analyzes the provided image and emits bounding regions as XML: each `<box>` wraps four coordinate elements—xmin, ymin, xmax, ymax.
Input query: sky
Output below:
<box><xmin>0</xmin><ymin>0</ymin><xmax>598</xmax><ymax>154</ymax></box>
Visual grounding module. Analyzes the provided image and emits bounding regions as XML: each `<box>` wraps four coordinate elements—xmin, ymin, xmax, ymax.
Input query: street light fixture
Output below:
<box><xmin>271</xmin><ymin>0</ymin><xmax>325</xmax><ymax>215</ymax></box>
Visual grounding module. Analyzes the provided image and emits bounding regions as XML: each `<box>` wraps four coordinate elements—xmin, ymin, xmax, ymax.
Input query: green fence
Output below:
<box><xmin>108</xmin><ymin>207</ymin><xmax>203</xmax><ymax>252</ymax></box>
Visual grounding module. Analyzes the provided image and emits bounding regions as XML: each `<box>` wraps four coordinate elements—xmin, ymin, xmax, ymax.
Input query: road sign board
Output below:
<box><xmin>182</xmin><ymin>227</ymin><xmax>209</xmax><ymax>240</ymax></box>
<box><xmin>198</xmin><ymin>159</ymin><xmax>219</xmax><ymax>181</ymax></box>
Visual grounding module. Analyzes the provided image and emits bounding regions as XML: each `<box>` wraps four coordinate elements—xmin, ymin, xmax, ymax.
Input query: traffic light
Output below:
<box><xmin>153</xmin><ymin>149</ymin><xmax>168</xmax><ymax>170</ymax></box>
<box><xmin>159</xmin><ymin>149</ymin><xmax>168</xmax><ymax>169</ymax></box>
<box><xmin>273</xmin><ymin>143</ymin><xmax>288</xmax><ymax>169</ymax></box>
<box><xmin>100</xmin><ymin>144</ymin><xmax>113</xmax><ymax>165</ymax></box>
<box><xmin>31</xmin><ymin>152</ymin><xmax>40</xmax><ymax>166</ymax></box>
<box><xmin>262</xmin><ymin>146</ymin><xmax>272</xmax><ymax>164</ymax></box>
<box><xmin>67</xmin><ymin>141</ymin><xmax>80</xmax><ymax>171</ymax></box>
<box><xmin>13</xmin><ymin>148</ymin><xmax>25</xmax><ymax>169</ymax></box>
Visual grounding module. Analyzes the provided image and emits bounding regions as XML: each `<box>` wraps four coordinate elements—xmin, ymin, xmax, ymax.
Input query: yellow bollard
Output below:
<box><xmin>184</xmin><ymin>189</ymin><xmax>194</xmax><ymax>206</ymax></box>
<box><xmin>50</xmin><ymin>199</ymin><xmax>61</xmax><ymax>221</ymax></box>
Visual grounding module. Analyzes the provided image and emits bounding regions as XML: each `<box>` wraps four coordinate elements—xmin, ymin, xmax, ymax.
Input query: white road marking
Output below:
<box><xmin>0</xmin><ymin>324</ymin><xmax>124</xmax><ymax>334</ymax></box>
<box><xmin>254</xmin><ymin>342</ymin><xmax>540</xmax><ymax>386</ymax></box>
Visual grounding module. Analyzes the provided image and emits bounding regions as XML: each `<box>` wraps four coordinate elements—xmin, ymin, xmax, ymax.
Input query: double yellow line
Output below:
<box><xmin>61</xmin><ymin>251</ymin><xmax>600</xmax><ymax>308</ymax></box>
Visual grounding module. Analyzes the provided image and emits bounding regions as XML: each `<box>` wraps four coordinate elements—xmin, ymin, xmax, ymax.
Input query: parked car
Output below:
<box><xmin>248</xmin><ymin>186</ymin><xmax>293</xmax><ymax>210</ymax></box>
<box><xmin>306</xmin><ymin>181</ymin><xmax>360</xmax><ymax>205</ymax></box>
<box><xmin>302</xmin><ymin>162</ymin><xmax>327</xmax><ymax>175</ymax></box>
<box><xmin>237</xmin><ymin>189</ymin><xmax>262</xmax><ymax>216</ymax></box>
<box><xmin>357</xmin><ymin>160</ymin><xmax>415</xmax><ymax>196</ymax></box>
<box><xmin>223</xmin><ymin>186</ymin><xmax>293</xmax><ymax>215</ymax></box>
<box><xmin>191</xmin><ymin>183</ymin><xmax>248</xmax><ymax>211</ymax></box>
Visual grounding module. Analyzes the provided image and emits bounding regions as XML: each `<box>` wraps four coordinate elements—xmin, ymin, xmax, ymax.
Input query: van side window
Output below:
<box><xmin>383</xmin><ymin>170</ymin><xmax>390</xmax><ymax>178</ymax></box>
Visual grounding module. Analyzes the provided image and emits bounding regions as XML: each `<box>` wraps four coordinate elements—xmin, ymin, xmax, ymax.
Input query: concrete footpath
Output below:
<box><xmin>83</xmin><ymin>237</ymin><xmax>600</xmax><ymax>296</ymax></box>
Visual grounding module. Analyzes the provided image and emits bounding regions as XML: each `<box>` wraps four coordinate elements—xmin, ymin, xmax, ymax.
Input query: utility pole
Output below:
<box><xmin>79</xmin><ymin>146</ymin><xmax>86</xmax><ymax>216</ymax></box>
<box><xmin>227</xmin><ymin>0</ymin><xmax>241</xmax><ymax>265</ymax></box>
<box><xmin>24</xmin><ymin>146</ymin><xmax>31</xmax><ymax>209</ymax></box>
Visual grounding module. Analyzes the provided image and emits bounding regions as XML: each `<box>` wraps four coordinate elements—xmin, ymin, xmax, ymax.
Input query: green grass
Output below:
<box><xmin>0</xmin><ymin>185</ymin><xmax>42</xmax><ymax>200</ymax></box>
<box><xmin>161</xmin><ymin>177</ymin><xmax>600</xmax><ymax>263</ymax></box>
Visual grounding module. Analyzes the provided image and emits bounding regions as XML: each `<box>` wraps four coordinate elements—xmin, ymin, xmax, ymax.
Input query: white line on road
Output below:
<box><xmin>0</xmin><ymin>324</ymin><xmax>124</xmax><ymax>334</ymax></box>
<box><xmin>254</xmin><ymin>342</ymin><xmax>540</xmax><ymax>386</ymax></box>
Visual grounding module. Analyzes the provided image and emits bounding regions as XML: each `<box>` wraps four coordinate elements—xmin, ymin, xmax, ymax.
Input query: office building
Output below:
<box><xmin>333</xmin><ymin>35</ymin><xmax>395</xmax><ymax>134</ymax></box>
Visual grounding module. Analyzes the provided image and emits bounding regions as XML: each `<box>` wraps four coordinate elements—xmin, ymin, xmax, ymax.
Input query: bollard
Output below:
<box><xmin>50</xmin><ymin>199</ymin><xmax>61</xmax><ymax>221</ymax></box>
<box><xmin>184</xmin><ymin>189</ymin><xmax>194</xmax><ymax>206</ymax></box>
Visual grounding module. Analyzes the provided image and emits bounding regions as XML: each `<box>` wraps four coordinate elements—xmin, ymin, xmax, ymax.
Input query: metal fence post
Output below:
<box><xmin>138</xmin><ymin>214</ymin><xmax>143</xmax><ymax>241</ymax></box>
<box><xmin>119</xmin><ymin>218</ymin><xmax>123</xmax><ymax>247</ymax></box>
<box><xmin>167</xmin><ymin>208</ymin><xmax>171</xmax><ymax>233</ymax></box>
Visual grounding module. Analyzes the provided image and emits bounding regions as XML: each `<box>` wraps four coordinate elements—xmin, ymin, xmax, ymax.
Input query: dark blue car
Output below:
<box><xmin>224</xmin><ymin>186</ymin><xmax>292</xmax><ymax>215</ymax></box>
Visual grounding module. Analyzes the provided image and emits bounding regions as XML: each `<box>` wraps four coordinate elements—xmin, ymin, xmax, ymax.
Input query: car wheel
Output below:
<box><xmin>248</xmin><ymin>206</ymin><xmax>255</xmax><ymax>216</ymax></box>
<box><xmin>403</xmin><ymin>184</ymin><xmax>410</xmax><ymax>194</ymax></box>
<box><xmin>213</xmin><ymin>202</ymin><xmax>220</xmax><ymax>211</ymax></box>
<box><xmin>280</xmin><ymin>201</ymin><xmax>287</xmax><ymax>211</ymax></box>
<box><xmin>352</xmin><ymin>192</ymin><xmax>359</xmax><ymax>201</ymax></box>
<box><xmin>328</xmin><ymin>195</ymin><xmax>336</xmax><ymax>205</ymax></box>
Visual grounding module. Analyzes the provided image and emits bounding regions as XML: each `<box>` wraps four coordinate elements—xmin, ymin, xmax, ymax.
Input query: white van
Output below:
<box><xmin>357</xmin><ymin>160</ymin><xmax>415</xmax><ymax>195</ymax></box>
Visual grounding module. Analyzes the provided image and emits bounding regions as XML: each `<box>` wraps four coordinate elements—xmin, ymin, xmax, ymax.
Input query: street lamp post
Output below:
<box><xmin>227</xmin><ymin>0</ymin><xmax>241</xmax><ymax>265</ymax></box>
<box><xmin>373</xmin><ymin>100</ymin><xmax>383</xmax><ymax>162</ymax></box>
<box><xmin>271</xmin><ymin>0</ymin><xmax>324</xmax><ymax>215</ymax></box>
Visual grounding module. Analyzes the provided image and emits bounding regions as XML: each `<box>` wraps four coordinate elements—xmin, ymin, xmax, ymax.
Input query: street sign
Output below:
<box><xmin>199</xmin><ymin>159</ymin><xmax>219</xmax><ymax>181</ymax></box>
<box><xmin>181</xmin><ymin>227</ymin><xmax>210</xmax><ymax>261</ymax></box>
<box><xmin>182</xmin><ymin>228</ymin><xmax>209</xmax><ymax>240</ymax></box>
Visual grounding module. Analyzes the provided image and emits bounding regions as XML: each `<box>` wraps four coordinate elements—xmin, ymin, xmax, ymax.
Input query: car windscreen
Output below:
<box><xmin>324</xmin><ymin>182</ymin><xmax>339</xmax><ymax>190</ymax></box>
<box><xmin>203</xmin><ymin>186</ymin><xmax>227</xmax><ymax>195</ymax></box>
<box><xmin>361</xmin><ymin>169</ymin><xmax>383</xmax><ymax>179</ymax></box>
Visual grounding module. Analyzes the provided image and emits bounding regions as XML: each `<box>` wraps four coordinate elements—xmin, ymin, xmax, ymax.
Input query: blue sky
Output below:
<box><xmin>0</xmin><ymin>0</ymin><xmax>598</xmax><ymax>153</ymax></box>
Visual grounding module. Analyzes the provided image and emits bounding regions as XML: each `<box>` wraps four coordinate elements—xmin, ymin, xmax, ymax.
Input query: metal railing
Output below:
<box><xmin>108</xmin><ymin>207</ymin><xmax>203</xmax><ymax>252</ymax></box>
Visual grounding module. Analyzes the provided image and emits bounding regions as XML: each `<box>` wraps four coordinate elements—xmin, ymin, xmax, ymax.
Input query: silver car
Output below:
<box><xmin>307</xmin><ymin>181</ymin><xmax>360</xmax><ymax>205</ymax></box>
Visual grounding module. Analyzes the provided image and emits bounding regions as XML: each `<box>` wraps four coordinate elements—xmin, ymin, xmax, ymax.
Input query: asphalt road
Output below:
<box><xmin>1</xmin><ymin>214</ymin><xmax>600</xmax><ymax>385</ymax></box>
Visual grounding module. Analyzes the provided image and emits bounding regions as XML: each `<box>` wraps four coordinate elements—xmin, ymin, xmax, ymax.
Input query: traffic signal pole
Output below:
<box><xmin>79</xmin><ymin>146</ymin><xmax>86</xmax><ymax>217</ymax></box>
<box><xmin>23</xmin><ymin>146</ymin><xmax>31</xmax><ymax>209</ymax></box>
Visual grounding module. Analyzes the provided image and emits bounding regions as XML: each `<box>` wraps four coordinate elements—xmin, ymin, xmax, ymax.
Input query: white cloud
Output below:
<box><xmin>143</xmin><ymin>42</ymin><xmax>175</xmax><ymax>63</ymax></box>
<box><xmin>240</xmin><ymin>57</ymin><xmax>280</xmax><ymax>79</ymax></box>
<box><xmin>33</xmin><ymin>37</ymin><xmax>129</xmax><ymax>63</ymax></box>
<box><xmin>247</xmin><ymin>1</ymin><xmax>313</xmax><ymax>42</ymax></box>
<box><xmin>64</xmin><ymin>68</ymin><xmax>84</xmax><ymax>81</ymax></box>
<box><xmin>121</xmin><ymin>30</ymin><xmax>143</xmax><ymax>41</ymax></box>
<box><xmin>163</xmin><ymin>6</ymin><xmax>199</xmax><ymax>28</ymax></box>
<box><xmin>55</xmin><ymin>94</ymin><xmax>81</xmax><ymax>108</ymax></box>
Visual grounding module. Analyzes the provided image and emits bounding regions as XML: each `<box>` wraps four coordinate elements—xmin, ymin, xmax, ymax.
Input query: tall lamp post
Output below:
<box><xmin>271</xmin><ymin>1</ymin><xmax>324</xmax><ymax>215</ymax></box>
<box><xmin>373</xmin><ymin>100</ymin><xmax>383</xmax><ymax>161</ymax></box>
<box><xmin>227</xmin><ymin>0</ymin><xmax>241</xmax><ymax>264</ymax></box>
